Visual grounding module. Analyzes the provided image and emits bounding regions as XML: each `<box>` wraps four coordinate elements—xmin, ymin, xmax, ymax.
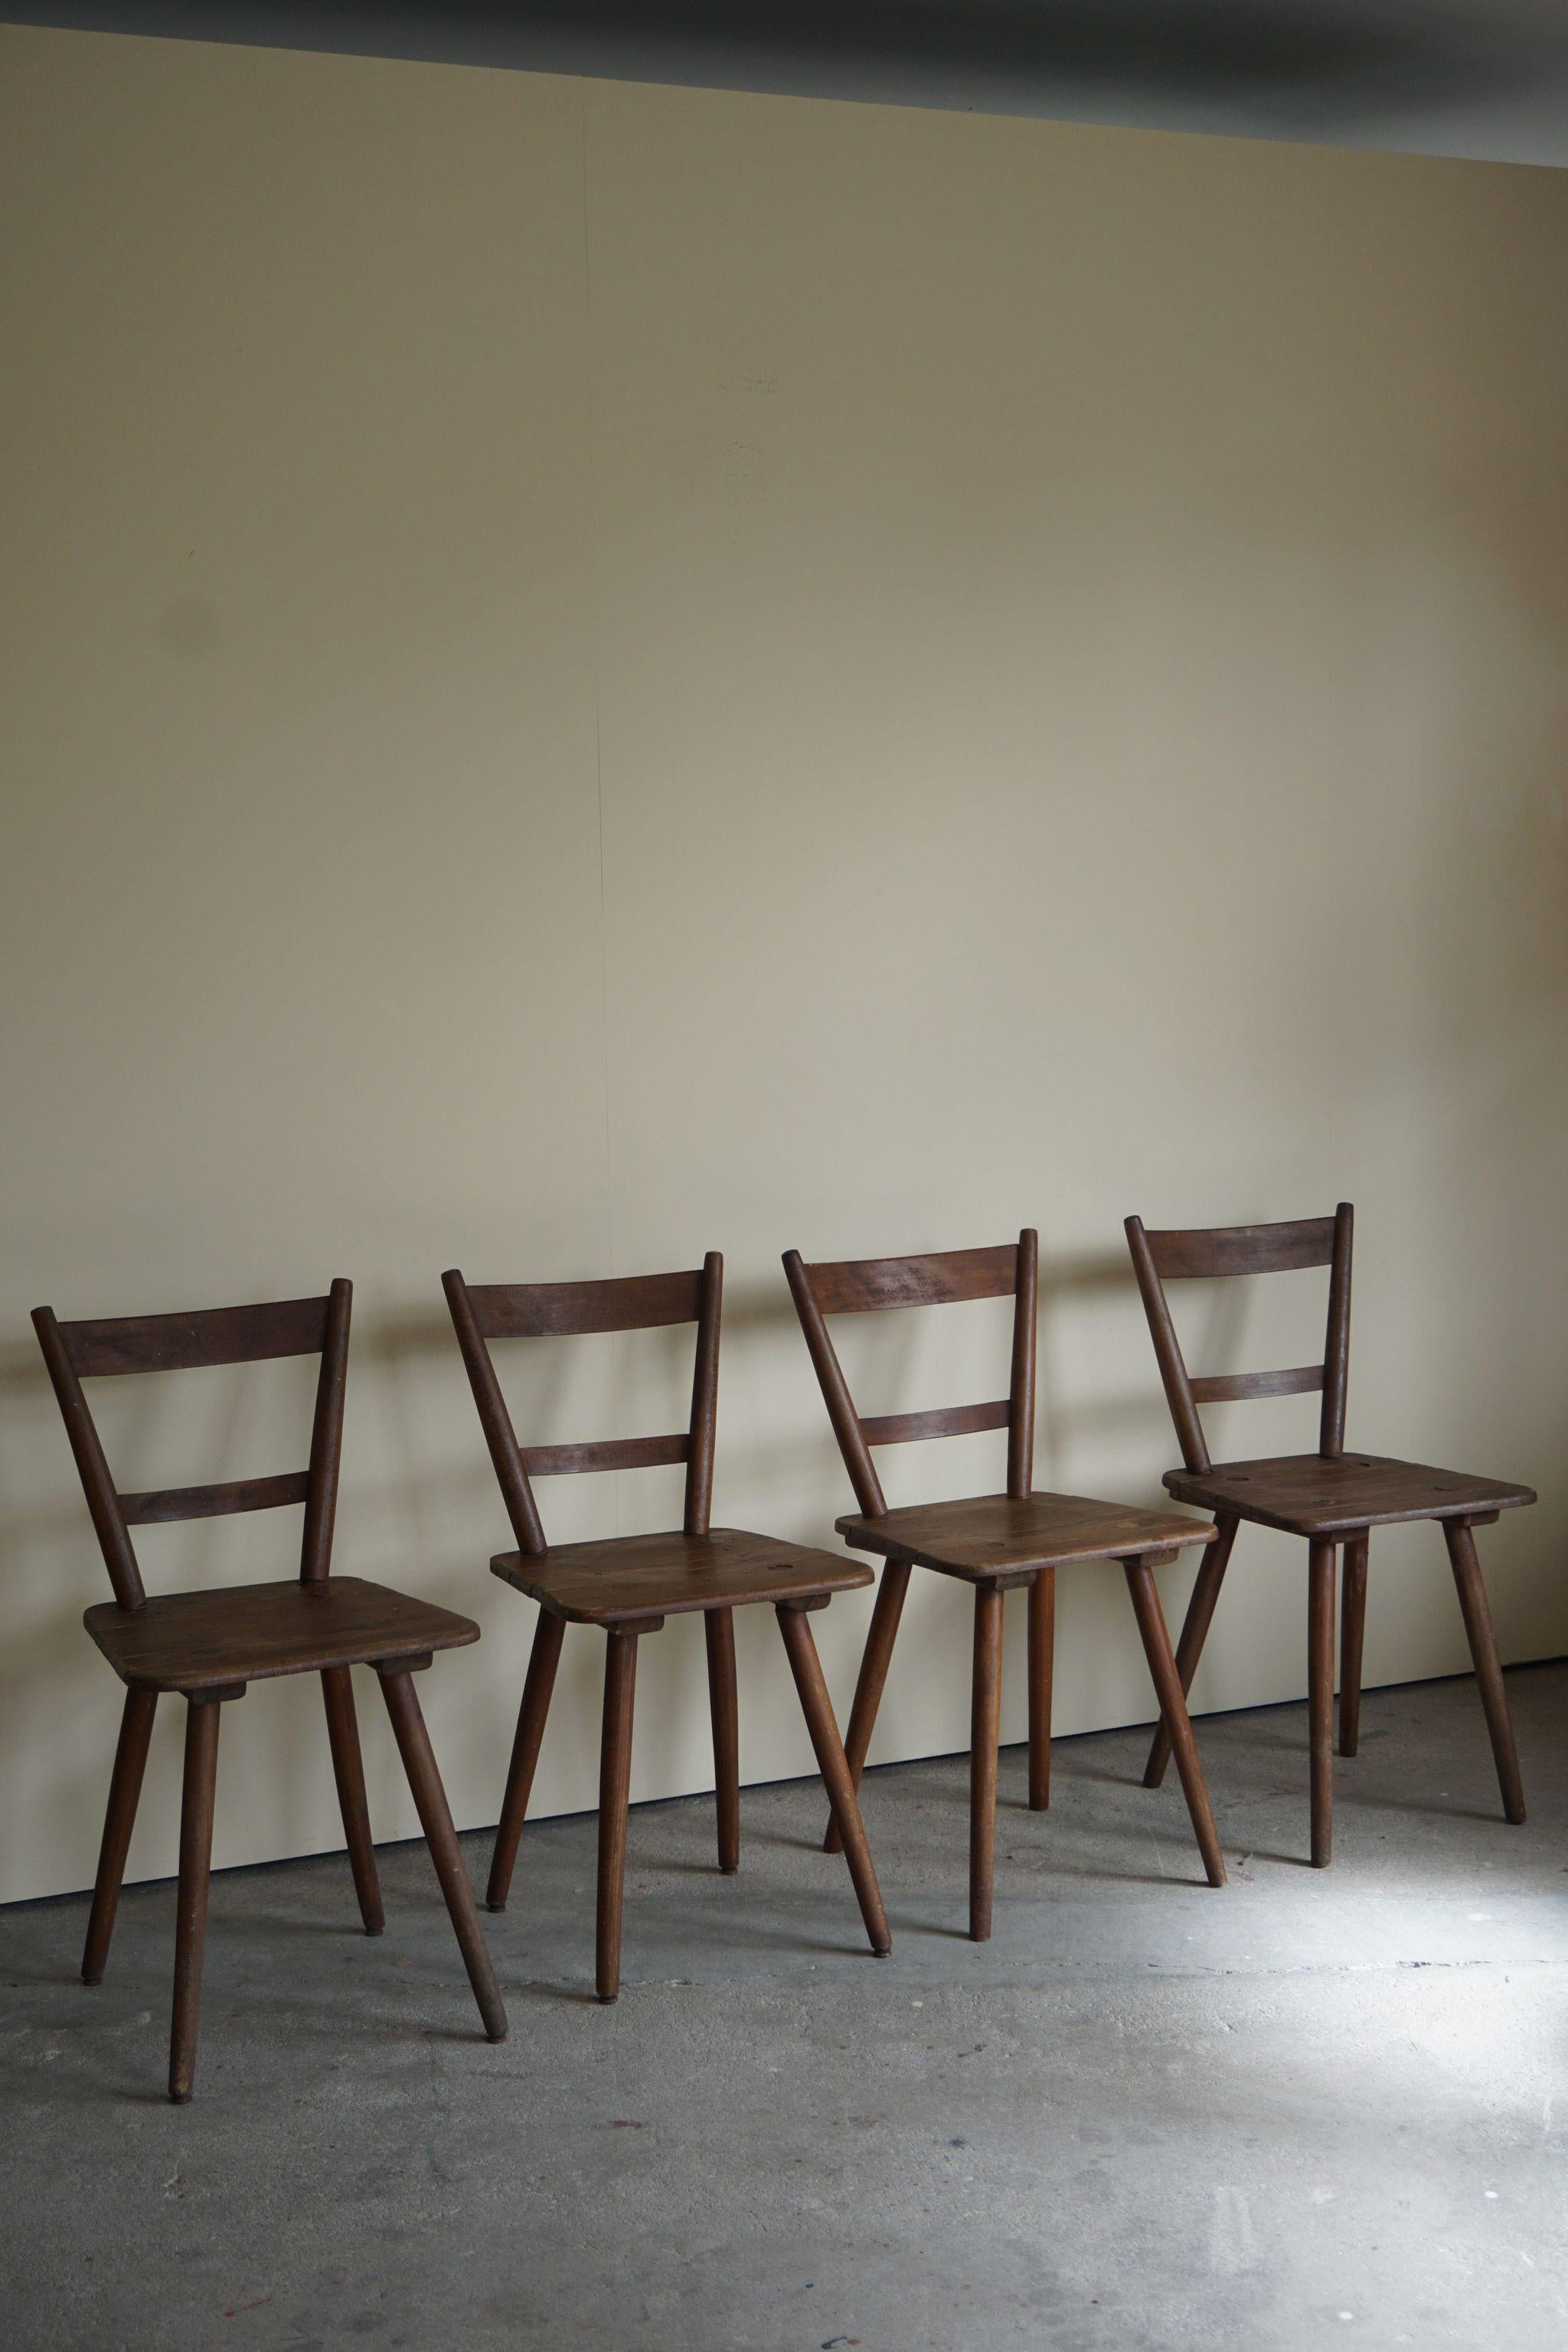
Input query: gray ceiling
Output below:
<box><xmin>10</xmin><ymin>2</ymin><xmax>1568</xmax><ymax>165</ymax></box>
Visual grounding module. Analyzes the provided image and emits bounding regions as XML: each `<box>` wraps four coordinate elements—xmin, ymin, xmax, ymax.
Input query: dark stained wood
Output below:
<box><xmin>1165</xmin><ymin>1453</ymin><xmax>1535</xmax><ymax>1537</ymax></box>
<box><xmin>969</xmin><ymin>1584</ymin><xmax>1004</xmax><ymax>1941</ymax></box>
<box><xmin>443</xmin><ymin>1268</ymin><xmax>547</xmax><ymax>1556</ymax></box>
<box><xmin>1138</xmin><ymin>1217</ymin><xmax>1338</xmax><ymax>1281</ymax></box>
<box><xmin>684</xmin><ymin>1253</ymin><xmax>722</xmax><ymax>1536</ymax></box>
<box><xmin>1319</xmin><ymin>1202</ymin><xmax>1354</xmax><ymax>1456</ymax></box>
<box><xmin>1123</xmin><ymin>1219</ymin><xmax>1210</xmax><ymax>1475</ymax></box>
<box><xmin>705</xmin><ymin>1608</ymin><xmax>740</xmax><ymax>1873</ymax></box>
<box><xmin>81</xmin><ymin>1684</ymin><xmax>158</xmax><ymax>1984</ymax></box>
<box><xmin>486</xmin><ymin>1607</ymin><xmax>567</xmax><ymax>1912</ymax></box>
<box><xmin>1188</xmin><ymin>1366</ymin><xmax>1324</xmax><ymax>1406</ymax></box>
<box><xmin>1338</xmin><ymin>1534</ymin><xmax>1369</xmax><ymax>1758</ymax></box>
<box><xmin>450</xmin><ymin>1247</ymin><xmax>891</xmax><ymax>1987</ymax></box>
<box><xmin>493</xmin><ymin>1527</ymin><xmax>872</xmax><ymax>1625</ymax></box>
<box><xmin>522</xmin><ymin>1433</ymin><xmax>688</xmax><ymax>1478</ymax></box>
<box><xmin>32</xmin><ymin>1305</ymin><xmax>146</xmax><ymax>1609</ymax></box>
<box><xmin>321</xmin><ymin>1664</ymin><xmax>384</xmax><ymax>1935</ymax></box>
<box><xmin>119</xmin><ymin>1471</ymin><xmax>312</xmax><ymax>1527</ymax></box>
<box><xmin>858</xmin><ymin>1399</ymin><xmax>1011</xmax><ymax>1448</ymax></box>
<box><xmin>797</xmin><ymin>1243</ymin><xmax>1018</xmax><ymax>1318</ymax></box>
<box><xmin>169</xmin><ymin>1695</ymin><xmax>222</xmax><ymax>2103</ymax></box>
<box><xmin>822</xmin><ymin>1557</ymin><xmax>912</xmax><ymax>1858</ymax></box>
<box><xmin>1122</xmin><ymin>1558</ymin><xmax>1227</xmax><ymax>1887</ymax></box>
<box><xmin>1126</xmin><ymin>1202</ymin><xmax>1534</xmax><ymax>1864</ymax></box>
<box><xmin>596</xmin><ymin>1629</ymin><xmax>639</xmax><ymax>2001</ymax></box>
<box><xmin>299</xmin><ymin>1279</ymin><xmax>351</xmax><ymax>1583</ymax></box>
<box><xmin>86</xmin><ymin>1577</ymin><xmax>479</xmax><ymax>1692</ymax></box>
<box><xmin>789</xmin><ymin>1226</ymin><xmax>1223</xmax><ymax>1919</ymax></box>
<box><xmin>838</xmin><ymin>1491</ymin><xmax>1217</xmax><ymax>1583</ymax></box>
<box><xmin>1444</xmin><ymin>1519</ymin><xmax>1526</xmax><ymax>1824</ymax></box>
<box><xmin>1144</xmin><ymin>1513</ymin><xmax>1239</xmax><ymax>1789</ymax></box>
<box><xmin>465</xmin><ymin>1268</ymin><xmax>704</xmax><ymax>1339</ymax></box>
<box><xmin>1308</xmin><ymin>1542</ymin><xmax>1336</xmax><ymax>1867</ymax></box>
<box><xmin>775</xmin><ymin>1604</ymin><xmax>890</xmax><ymax>1955</ymax></box>
<box><xmin>1027</xmin><ymin>1566</ymin><xmax>1054</xmax><ymax>1811</ymax></box>
<box><xmin>377</xmin><ymin>1668</ymin><xmax>508</xmax><ymax>2040</ymax></box>
<box><xmin>41</xmin><ymin>1275</ymin><xmax>499</xmax><ymax>2097</ymax></box>
<box><xmin>1008</xmin><ymin>1227</ymin><xmax>1038</xmax><ymax>1501</ymax></box>
<box><xmin>58</xmin><ymin>1294</ymin><xmax>332</xmax><ymax>1379</ymax></box>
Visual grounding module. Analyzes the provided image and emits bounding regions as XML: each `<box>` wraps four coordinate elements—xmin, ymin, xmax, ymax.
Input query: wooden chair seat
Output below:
<box><xmin>492</xmin><ymin>1527</ymin><xmax>873</xmax><ymax>1626</ymax></box>
<box><xmin>1164</xmin><ymin>1452</ymin><xmax>1535</xmax><ymax>1538</ymax></box>
<box><xmin>85</xmin><ymin>1576</ymin><xmax>479</xmax><ymax>1694</ymax></box>
<box><xmin>838</xmin><ymin>1491</ymin><xmax>1217</xmax><ymax>1583</ymax></box>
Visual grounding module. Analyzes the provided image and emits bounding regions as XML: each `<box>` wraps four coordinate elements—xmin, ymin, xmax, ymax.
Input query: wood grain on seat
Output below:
<box><xmin>838</xmin><ymin>1491</ymin><xmax>1216</xmax><ymax>1581</ymax></box>
<box><xmin>492</xmin><ymin>1527</ymin><xmax>873</xmax><ymax>1625</ymax></box>
<box><xmin>1165</xmin><ymin>1453</ymin><xmax>1536</xmax><ymax>1537</ymax></box>
<box><xmin>84</xmin><ymin>1576</ymin><xmax>479</xmax><ymax>1692</ymax></box>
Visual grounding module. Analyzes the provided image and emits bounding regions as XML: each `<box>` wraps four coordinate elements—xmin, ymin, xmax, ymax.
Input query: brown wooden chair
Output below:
<box><xmin>1125</xmin><ymin>1204</ymin><xmax>1535</xmax><ymax>1867</ymax></box>
<box><xmin>34</xmin><ymin>1281</ymin><xmax>506</xmax><ymax>2101</ymax></box>
<box><xmin>783</xmin><ymin>1230</ymin><xmax>1227</xmax><ymax>1942</ymax></box>
<box><xmin>443</xmin><ymin>1253</ymin><xmax>890</xmax><ymax>2001</ymax></box>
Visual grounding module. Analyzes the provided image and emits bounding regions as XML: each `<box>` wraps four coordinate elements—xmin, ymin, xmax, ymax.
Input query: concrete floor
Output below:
<box><xmin>2</xmin><ymin>1664</ymin><xmax>1565</xmax><ymax>2352</ymax></box>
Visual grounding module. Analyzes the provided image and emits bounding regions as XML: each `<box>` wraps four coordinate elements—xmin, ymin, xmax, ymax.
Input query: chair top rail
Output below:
<box><xmin>459</xmin><ymin>1269</ymin><xmax>704</xmax><ymax>1340</ymax></box>
<box><xmin>795</xmin><ymin>1243</ymin><xmax>1018</xmax><ymax>1317</ymax></box>
<box><xmin>1138</xmin><ymin>1217</ymin><xmax>1338</xmax><ymax>1281</ymax></box>
<box><xmin>58</xmin><ymin>1294</ymin><xmax>332</xmax><ymax>1378</ymax></box>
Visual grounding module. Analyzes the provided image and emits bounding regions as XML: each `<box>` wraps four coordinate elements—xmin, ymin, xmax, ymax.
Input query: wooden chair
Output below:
<box><xmin>443</xmin><ymin>1253</ymin><xmax>890</xmax><ymax>2001</ymax></box>
<box><xmin>1125</xmin><ymin>1204</ymin><xmax>1535</xmax><ymax>1867</ymax></box>
<box><xmin>34</xmin><ymin>1281</ymin><xmax>507</xmax><ymax>2101</ymax></box>
<box><xmin>783</xmin><ymin>1230</ymin><xmax>1227</xmax><ymax>1942</ymax></box>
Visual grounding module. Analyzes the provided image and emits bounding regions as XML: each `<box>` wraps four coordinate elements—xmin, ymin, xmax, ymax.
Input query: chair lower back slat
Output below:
<box><xmin>119</xmin><ymin>1471</ymin><xmax>313</xmax><ymax>1526</ymax></box>
<box><xmin>1188</xmin><ymin>1365</ymin><xmax>1325</xmax><ymax>1406</ymax></box>
<box><xmin>521</xmin><ymin>1434</ymin><xmax>690</xmax><ymax>1478</ymax></box>
<box><xmin>861</xmin><ymin>1400</ymin><xmax>1011</xmax><ymax>1448</ymax></box>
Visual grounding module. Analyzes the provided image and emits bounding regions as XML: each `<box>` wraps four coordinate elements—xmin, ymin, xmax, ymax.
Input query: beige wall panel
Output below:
<box><xmin>2</xmin><ymin>30</ymin><xmax>1565</xmax><ymax>1902</ymax></box>
<box><xmin>583</xmin><ymin>82</ymin><xmax>1568</xmax><ymax>1783</ymax></box>
<box><xmin>0</xmin><ymin>31</ymin><xmax>609</xmax><ymax>1901</ymax></box>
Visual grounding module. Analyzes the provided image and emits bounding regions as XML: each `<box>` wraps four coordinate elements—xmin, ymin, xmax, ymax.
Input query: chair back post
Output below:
<box><xmin>442</xmin><ymin>1269</ymin><xmax>548</xmax><ymax>1557</ymax></box>
<box><xmin>1006</xmin><ymin>1227</ymin><xmax>1038</xmax><ymax>1501</ymax></box>
<box><xmin>781</xmin><ymin>1250</ymin><xmax>888</xmax><ymax>1518</ymax></box>
<box><xmin>32</xmin><ymin>1305</ymin><xmax>145</xmax><ymax>1610</ymax></box>
<box><xmin>683</xmin><ymin>1253</ymin><xmax>724</xmax><ymax>1538</ymax></box>
<box><xmin>299</xmin><ymin>1277</ymin><xmax>352</xmax><ymax>1583</ymax></box>
<box><xmin>1319</xmin><ymin>1202</ymin><xmax>1354</xmax><ymax>1457</ymax></box>
<box><xmin>1125</xmin><ymin>1217</ymin><xmax>1212</xmax><ymax>1474</ymax></box>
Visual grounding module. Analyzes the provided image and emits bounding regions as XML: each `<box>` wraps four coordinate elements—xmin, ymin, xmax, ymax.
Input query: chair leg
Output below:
<box><xmin>1144</xmin><ymin>1514</ymin><xmax>1238</xmax><ymax>1788</ymax></box>
<box><xmin>1122</xmin><ymin>1559</ymin><xmax>1226</xmax><ymax>1887</ymax></box>
<box><xmin>378</xmin><ymin>1668</ymin><xmax>508</xmax><ymax>2042</ymax></box>
<box><xmin>775</xmin><ymin>1605</ymin><xmax>890</xmax><ymax>1955</ymax></box>
<box><xmin>596</xmin><ymin>1630</ymin><xmax>639</xmax><ymax>2003</ymax></box>
<box><xmin>1027</xmin><ymin>1567</ymin><xmax>1054</xmax><ymax>1811</ymax></box>
<box><xmin>824</xmin><ymin>1558</ymin><xmax>911</xmax><ymax>1855</ymax></box>
<box><xmin>82</xmin><ymin>1684</ymin><xmax>158</xmax><ymax>1985</ymax></box>
<box><xmin>705</xmin><ymin>1607</ymin><xmax>740</xmax><ymax>1874</ymax></box>
<box><xmin>1338</xmin><ymin>1534</ymin><xmax>1369</xmax><ymax>1758</ymax></box>
<box><xmin>169</xmin><ymin>1695</ymin><xmax>222</xmax><ymax>2104</ymax></box>
<box><xmin>969</xmin><ymin>1583</ymin><xmax>1004</xmax><ymax>1942</ymax></box>
<box><xmin>1444</xmin><ymin>1519</ymin><xmax>1526</xmax><ymax>1824</ymax></box>
<box><xmin>321</xmin><ymin>1667</ymin><xmax>384</xmax><ymax>1935</ymax></box>
<box><xmin>1308</xmin><ymin>1541</ymin><xmax>1337</xmax><ymax>1867</ymax></box>
<box><xmin>487</xmin><ymin>1609</ymin><xmax>566</xmax><ymax>1912</ymax></box>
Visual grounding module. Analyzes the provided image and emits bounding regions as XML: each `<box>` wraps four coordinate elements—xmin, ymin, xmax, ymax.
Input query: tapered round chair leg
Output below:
<box><xmin>1338</xmin><ymin>1536</ymin><xmax>1369</xmax><ymax>1759</ymax></box>
<box><xmin>1123</xmin><ymin>1557</ymin><xmax>1226</xmax><ymax>1887</ymax></box>
<box><xmin>488</xmin><ymin>1609</ymin><xmax>566</xmax><ymax>1913</ymax></box>
<box><xmin>968</xmin><ymin>1585</ymin><xmax>1004</xmax><ymax>1942</ymax></box>
<box><xmin>705</xmin><ymin>1608</ymin><xmax>740</xmax><ymax>1874</ymax></box>
<box><xmin>776</xmin><ymin>1604</ymin><xmax>890</xmax><ymax>1955</ymax></box>
<box><xmin>1308</xmin><ymin>1543</ymin><xmax>1337</xmax><ymax>1868</ymax></box>
<box><xmin>379</xmin><ymin>1668</ymin><xmax>508</xmax><ymax>2042</ymax></box>
<box><xmin>83</xmin><ymin>1684</ymin><xmax>158</xmax><ymax>1986</ymax></box>
<box><xmin>1444</xmin><ymin>1520</ymin><xmax>1525</xmax><ymax>1824</ymax></box>
<box><xmin>322</xmin><ymin>1666</ymin><xmax>384</xmax><ymax>1935</ymax></box>
<box><xmin>168</xmin><ymin>1695</ymin><xmax>222</xmax><ymax>2104</ymax></box>
<box><xmin>596</xmin><ymin>1631</ymin><xmax>639</xmax><ymax>2002</ymax></box>
<box><xmin>823</xmin><ymin>1560</ymin><xmax>910</xmax><ymax>1856</ymax></box>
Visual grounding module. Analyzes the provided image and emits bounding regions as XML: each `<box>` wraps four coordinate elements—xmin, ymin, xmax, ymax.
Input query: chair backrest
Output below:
<box><xmin>442</xmin><ymin>1256</ymin><xmax>724</xmax><ymax>1557</ymax></box>
<box><xmin>782</xmin><ymin>1232</ymin><xmax>1037</xmax><ymax>1517</ymax></box>
<box><xmin>32</xmin><ymin>1281</ymin><xmax>353</xmax><ymax>1613</ymax></box>
<box><xmin>1124</xmin><ymin>1205</ymin><xmax>1354</xmax><ymax>1475</ymax></box>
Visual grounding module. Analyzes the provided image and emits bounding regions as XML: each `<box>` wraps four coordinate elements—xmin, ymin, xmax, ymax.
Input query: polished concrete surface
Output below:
<box><xmin>3</xmin><ymin>1662</ymin><xmax>1565</xmax><ymax>2350</ymax></box>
